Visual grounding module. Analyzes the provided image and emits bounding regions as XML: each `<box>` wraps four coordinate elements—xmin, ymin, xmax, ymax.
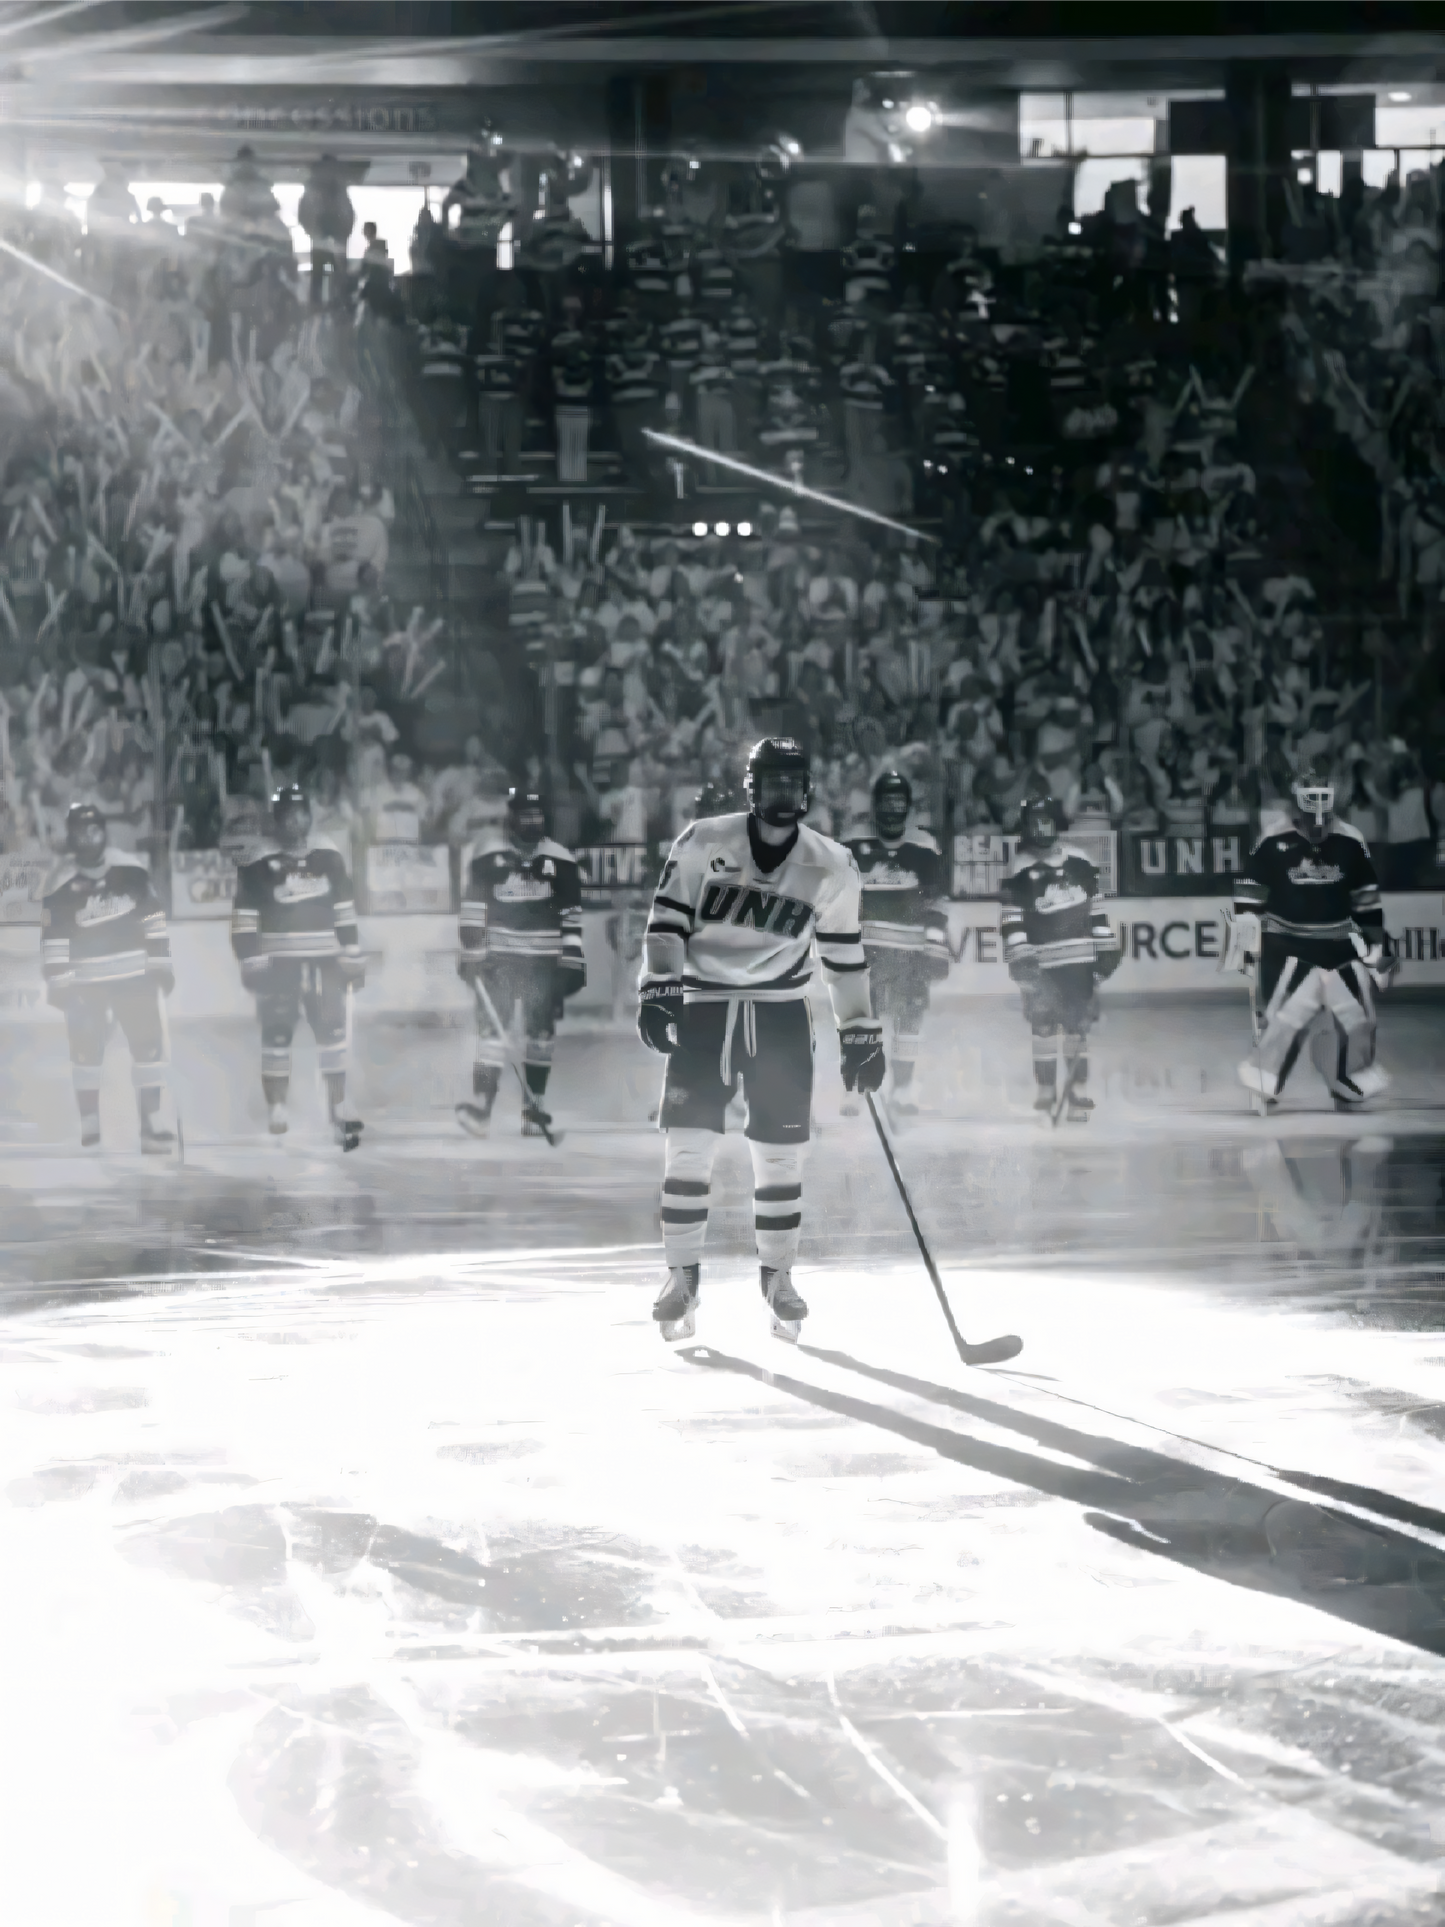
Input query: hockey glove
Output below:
<box><xmin>239</xmin><ymin>955</ymin><xmax>271</xmax><ymax>992</ymax></box>
<box><xmin>1006</xmin><ymin>955</ymin><xmax>1039</xmax><ymax>987</ymax></box>
<box><xmin>556</xmin><ymin>957</ymin><xmax>587</xmax><ymax>999</ymax></box>
<box><xmin>148</xmin><ymin>963</ymin><xmax>176</xmax><ymax>998</ymax></box>
<box><xmin>1094</xmin><ymin>942</ymin><xmax>1122</xmax><ymax>981</ymax></box>
<box><xmin>44</xmin><ymin>976</ymin><xmax>76</xmax><ymax>1010</ymax></box>
<box><xmin>456</xmin><ymin>952</ymin><xmax>485</xmax><ymax>985</ymax></box>
<box><xmin>924</xmin><ymin>923</ymin><xmax>952</xmax><ymax>983</ymax></box>
<box><xmin>1362</xmin><ymin>935</ymin><xmax>1398</xmax><ymax>993</ymax></box>
<box><xmin>336</xmin><ymin>951</ymin><xmax>367</xmax><ymax>990</ymax></box>
<box><xmin>839</xmin><ymin>1023</ymin><xmax>886</xmax><ymax>1094</ymax></box>
<box><xmin>637</xmin><ymin>981</ymin><xmax>683</xmax><ymax>1054</ymax></box>
<box><xmin>1222</xmin><ymin>910</ymin><xmax>1261</xmax><ymax>976</ymax></box>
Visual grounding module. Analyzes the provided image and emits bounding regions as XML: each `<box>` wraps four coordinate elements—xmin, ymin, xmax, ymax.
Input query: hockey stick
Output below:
<box><xmin>865</xmin><ymin>1092</ymin><xmax>1022</xmax><ymax>1366</ymax></box>
<box><xmin>1050</xmin><ymin>1033</ymin><xmax>1083</xmax><ymax>1128</ymax></box>
<box><xmin>471</xmin><ymin>975</ymin><xmax>564</xmax><ymax>1147</ymax></box>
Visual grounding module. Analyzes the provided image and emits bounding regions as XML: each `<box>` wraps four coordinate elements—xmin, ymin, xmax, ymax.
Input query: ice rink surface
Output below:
<box><xmin>2</xmin><ymin>996</ymin><xmax>1445</xmax><ymax>1926</ymax></box>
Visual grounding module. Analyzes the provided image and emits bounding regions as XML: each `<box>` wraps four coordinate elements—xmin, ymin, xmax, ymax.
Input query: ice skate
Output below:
<box><xmin>267</xmin><ymin>1102</ymin><xmax>289</xmax><ymax>1136</ymax></box>
<box><xmin>454</xmin><ymin>1100</ymin><xmax>493</xmax><ymax>1138</ymax></box>
<box><xmin>140</xmin><ymin>1124</ymin><xmax>176</xmax><ymax>1156</ymax></box>
<box><xmin>761</xmin><ymin>1265</ymin><xmax>808</xmax><ymax>1343</ymax></box>
<box><xmin>332</xmin><ymin>1115</ymin><xmax>364</xmax><ymax>1153</ymax></box>
<box><xmin>1238</xmin><ymin>1059</ymin><xmax>1279</xmax><ymax>1115</ymax></box>
<box><xmin>1065</xmin><ymin>1092</ymin><xmax>1093</xmax><ymax>1124</ymax></box>
<box><xmin>653</xmin><ymin>1264</ymin><xmax>699</xmax><ymax>1342</ymax></box>
<box><xmin>521</xmin><ymin>1100</ymin><xmax>563</xmax><ymax>1143</ymax></box>
<box><xmin>887</xmin><ymin>1093</ymin><xmax>919</xmax><ymax>1119</ymax></box>
<box><xmin>1032</xmin><ymin>1089</ymin><xmax>1054</xmax><ymax>1112</ymax></box>
<box><xmin>839</xmin><ymin>1096</ymin><xmax>860</xmax><ymax>1118</ymax></box>
<box><xmin>80</xmin><ymin>1117</ymin><xmax>101</xmax><ymax>1150</ymax></box>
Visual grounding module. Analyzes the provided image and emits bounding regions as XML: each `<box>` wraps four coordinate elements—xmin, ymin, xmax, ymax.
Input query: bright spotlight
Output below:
<box><xmin>904</xmin><ymin>103</ymin><xmax>934</xmax><ymax>135</ymax></box>
<box><xmin>737</xmin><ymin>521</ymin><xmax>752</xmax><ymax>536</ymax></box>
<box><xmin>24</xmin><ymin>181</ymin><xmax>41</xmax><ymax>209</ymax></box>
<box><xmin>715</xmin><ymin>521</ymin><xmax>730</xmax><ymax>537</ymax></box>
<box><xmin>691</xmin><ymin>521</ymin><xmax>708</xmax><ymax>537</ymax></box>
<box><xmin>1389</xmin><ymin>90</ymin><xmax>1412</xmax><ymax>102</ymax></box>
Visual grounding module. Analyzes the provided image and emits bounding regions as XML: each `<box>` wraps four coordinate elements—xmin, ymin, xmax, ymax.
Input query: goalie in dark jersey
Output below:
<box><xmin>1000</xmin><ymin>795</ymin><xmax>1120</xmax><ymax>1121</ymax></box>
<box><xmin>454</xmin><ymin>788</ymin><xmax>585</xmax><ymax>1139</ymax></box>
<box><xmin>844</xmin><ymin>769</ymin><xmax>950</xmax><ymax>1116</ymax></box>
<box><xmin>231</xmin><ymin>783</ymin><xmax>366</xmax><ymax>1149</ymax></box>
<box><xmin>1227</xmin><ymin>762</ymin><xmax>1392</xmax><ymax>1111</ymax></box>
<box><xmin>41</xmin><ymin>802</ymin><xmax>175</xmax><ymax>1152</ymax></box>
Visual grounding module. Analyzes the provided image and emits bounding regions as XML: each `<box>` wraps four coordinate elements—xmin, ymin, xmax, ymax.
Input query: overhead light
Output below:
<box><xmin>904</xmin><ymin>103</ymin><xmax>935</xmax><ymax>135</ymax></box>
<box><xmin>737</xmin><ymin>521</ymin><xmax>752</xmax><ymax>537</ymax></box>
<box><xmin>691</xmin><ymin>521</ymin><xmax>708</xmax><ymax>537</ymax></box>
<box><xmin>1389</xmin><ymin>90</ymin><xmax>1412</xmax><ymax>102</ymax></box>
<box><xmin>24</xmin><ymin>181</ymin><xmax>41</xmax><ymax>209</ymax></box>
<box><xmin>714</xmin><ymin>522</ymin><xmax>730</xmax><ymax>537</ymax></box>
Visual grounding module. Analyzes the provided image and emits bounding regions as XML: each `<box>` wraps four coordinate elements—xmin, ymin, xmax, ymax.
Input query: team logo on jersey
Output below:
<box><xmin>709</xmin><ymin>853</ymin><xmax>739</xmax><ymax>874</ymax></box>
<box><xmin>74</xmin><ymin>890</ymin><xmax>136</xmax><ymax>928</ymax></box>
<box><xmin>1288</xmin><ymin>857</ymin><xmax>1344</xmax><ymax>886</ymax></box>
<box><xmin>273</xmin><ymin>871</ymin><xmax>332</xmax><ymax>905</ymax></box>
<box><xmin>862</xmin><ymin>865</ymin><xmax>920</xmax><ymax>891</ymax></box>
<box><xmin>699</xmin><ymin>881</ymin><xmax>813</xmax><ymax>938</ymax></box>
<box><xmin>494</xmin><ymin>875</ymin><xmax>552</xmax><ymax>903</ymax></box>
<box><xmin>1035</xmin><ymin>881</ymin><xmax>1088</xmax><ymax>915</ymax></box>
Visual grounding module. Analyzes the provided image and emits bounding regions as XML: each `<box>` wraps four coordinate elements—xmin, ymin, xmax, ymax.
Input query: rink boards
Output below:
<box><xmin>0</xmin><ymin>893</ymin><xmax>1440</xmax><ymax>1022</ymax></box>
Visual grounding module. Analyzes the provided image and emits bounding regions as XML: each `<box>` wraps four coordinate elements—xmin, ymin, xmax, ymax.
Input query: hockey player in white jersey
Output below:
<box><xmin>637</xmin><ymin>736</ymin><xmax>885</xmax><ymax>1342</ymax></box>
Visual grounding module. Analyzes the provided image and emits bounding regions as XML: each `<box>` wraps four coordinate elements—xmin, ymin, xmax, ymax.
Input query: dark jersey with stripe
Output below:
<box><xmin>1000</xmin><ymin>846</ymin><xmax>1117</xmax><ymax>974</ymax></box>
<box><xmin>42</xmin><ymin>853</ymin><xmax>169</xmax><ymax>988</ymax></box>
<box><xmin>1234</xmin><ymin>818</ymin><xmax>1383</xmax><ymax>968</ymax></box>
<box><xmin>231</xmin><ymin>841</ymin><xmax>359</xmax><ymax>964</ymax></box>
<box><xmin>845</xmin><ymin>834</ymin><xmax>949</xmax><ymax>962</ymax></box>
<box><xmin>460</xmin><ymin>837</ymin><xmax>584</xmax><ymax>972</ymax></box>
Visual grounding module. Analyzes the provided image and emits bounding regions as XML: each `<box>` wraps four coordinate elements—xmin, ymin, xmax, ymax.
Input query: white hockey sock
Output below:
<box><xmin>661</xmin><ymin>1128</ymin><xmax>718</xmax><ymax>1267</ymax></box>
<box><xmin>751</xmin><ymin>1140</ymin><xmax>803</xmax><ymax>1271</ymax></box>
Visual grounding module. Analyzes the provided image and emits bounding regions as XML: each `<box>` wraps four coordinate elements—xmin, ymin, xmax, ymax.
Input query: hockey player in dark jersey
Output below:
<box><xmin>638</xmin><ymin>736</ymin><xmax>884</xmax><ymax>1344</ymax></box>
<box><xmin>231</xmin><ymin>783</ymin><xmax>366</xmax><ymax>1149</ymax></box>
<box><xmin>454</xmin><ymin>789</ymin><xmax>585</xmax><ymax>1139</ymax></box>
<box><xmin>41</xmin><ymin>803</ymin><xmax>175</xmax><ymax>1153</ymax></box>
<box><xmin>1000</xmin><ymin>795</ymin><xmax>1120</xmax><ymax>1122</ymax></box>
<box><xmin>1228</xmin><ymin>762</ymin><xmax>1392</xmax><ymax>1111</ymax></box>
<box><xmin>844</xmin><ymin>769</ymin><xmax>950</xmax><ymax>1117</ymax></box>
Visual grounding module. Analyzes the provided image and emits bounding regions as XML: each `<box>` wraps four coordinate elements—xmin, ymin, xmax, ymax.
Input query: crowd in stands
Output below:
<box><xmin>3</xmin><ymin>134</ymin><xmax>1444</xmax><ymax>906</ymax></box>
<box><xmin>0</xmin><ymin>148</ymin><xmax>486</xmax><ymax>894</ymax></box>
<box><xmin>409</xmin><ymin>156</ymin><xmax>1445</xmax><ymax>887</ymax></box>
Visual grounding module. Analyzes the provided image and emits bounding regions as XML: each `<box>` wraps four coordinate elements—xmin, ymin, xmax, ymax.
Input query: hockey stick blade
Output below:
<box><xmin>865</xmin><ymin>1092</ymin><xmax>1022</xmax><ymax>1366</ymax></box>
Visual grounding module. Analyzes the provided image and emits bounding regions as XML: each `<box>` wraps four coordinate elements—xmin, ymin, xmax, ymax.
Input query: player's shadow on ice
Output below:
<box><xmin>682</xmin><ymin>1343</ymin><xmax>1445</xmax><ymax>1657</ymax></box>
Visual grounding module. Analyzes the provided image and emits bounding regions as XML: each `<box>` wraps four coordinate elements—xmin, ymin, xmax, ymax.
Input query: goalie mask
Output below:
<box><xmin>1292</xmin><ymin>762</ymin><xmax>1335</xmax><ymax>840</ymax></box>
<box><xmin>745</xmin><ymin>736</ymin><xmax>811</xmax><ymax>829</ymax></box>
<box><xmin>872</xmin><ymin>769</ymin><xmax>912</xmax><ymax>841</ymax></box>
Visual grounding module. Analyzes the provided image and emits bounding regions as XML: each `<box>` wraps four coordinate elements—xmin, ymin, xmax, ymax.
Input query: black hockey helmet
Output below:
<box><xmin>872</xmin><ymin>768</ymin><xmax>912</xmax><ymax>840</ymax></box>
<box><xmin>507</xmin><ymin>786</ymin><xmax>548</xmax><ymax>848</ymax></box>
<box><xmin>1018</xmin><ymin>793</ymin><xmax>1064</xmax><ymax>855</ymax></box>
<box><xmin>65</xmin><ymin>801</ymin><xmax>106</xmax><ymax>853</ymax></box>
<box><xmin>1291</xmin><ymin>759</ymin><xmax>1335</xmax><ymax>837</ymax></box>
<box><xmin>744</xmin><ymin>736</ymin><xmax>810</xmax><ymax>828</ymax></box>
<box><xmin>693</xmin><ymin>777</ymin><xmax>734</xmax><ymax>820</ymax></box>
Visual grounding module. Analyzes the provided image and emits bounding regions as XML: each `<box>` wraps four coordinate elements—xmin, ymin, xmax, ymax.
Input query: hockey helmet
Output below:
<box><xmin>271</xmin><ymin>781</ymin><xmax>311</xmax><ymax>831</ymax></box>
<box><xmin>744</xmin><ymin>736</ymin><xmax>811</xmax><ymax>828</ymax></box>
<box><xmin>506</xmin><ymin>787</ymin><xmax>548</xmax><ymax>849</ymax></box>
<box><xmin>872</xmin><ymin>768</ymin><xmax>912</xmax><ymax>841</ymax></box>
<box><xmin>1292</xmin><ymin>759</ymin><xmax>1335</xmax><ymax>837</ymax></box>
<box><xmin>693</xmin><ymin>778</ymin><xmax>734</xmax><ymax>821</ymax></box>
<box><xmin>65</xmin><ymin>801</ymin><xmax>106</xmax><ymax>855</ymax></box>
<box><xmin>1018</xmin><ymin>793</ymin><xmax>1064</xmax><ymax>855</ymax></box>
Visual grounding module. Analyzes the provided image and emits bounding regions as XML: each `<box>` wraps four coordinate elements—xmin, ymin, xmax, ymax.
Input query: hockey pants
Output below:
<box><xmin>1242</xmin><ymin>953</ymin><xmax>1387</xmax><ymax>1105</ymax></box>
<box><xmin>660</xmin><ymin>1128</ymin><xmax>803</xmax><ymax>1273</ymax></box>
<box><xmin>64</xmin><ymin>977</ymin><xmax>169</xmax><ymax>1100</ymax></box>
<box><xmin>257</xmin><ymin>959</ymin><xmax>350</xmax><ymax>1084</ymax></box>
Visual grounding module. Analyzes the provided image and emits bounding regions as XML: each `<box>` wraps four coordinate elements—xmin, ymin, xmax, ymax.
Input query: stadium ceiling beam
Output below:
<box><xmin>38</xmin><ymin>28</ymin><xmax>1445</xmax><ymax>93</ymax></box>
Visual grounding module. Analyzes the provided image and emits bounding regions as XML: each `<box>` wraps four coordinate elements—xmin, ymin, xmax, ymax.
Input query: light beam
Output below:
<box><xmin>642</xmin><ymin>430</ymin><xmax>939</xmax><ymax>544</ymax></box>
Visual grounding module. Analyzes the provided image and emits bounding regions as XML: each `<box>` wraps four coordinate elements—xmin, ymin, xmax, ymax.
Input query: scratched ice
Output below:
<box><xmin>1</xmin><ymin>1006</ymin><xmax>1444</xmax><ymax>1925</ymax></box>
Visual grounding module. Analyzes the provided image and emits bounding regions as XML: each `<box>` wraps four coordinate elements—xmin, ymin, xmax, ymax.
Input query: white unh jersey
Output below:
<box><xmin>641</xmin><ymin>811</ymin><xmax>874</xmax><ymax>1024</ymax></box>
